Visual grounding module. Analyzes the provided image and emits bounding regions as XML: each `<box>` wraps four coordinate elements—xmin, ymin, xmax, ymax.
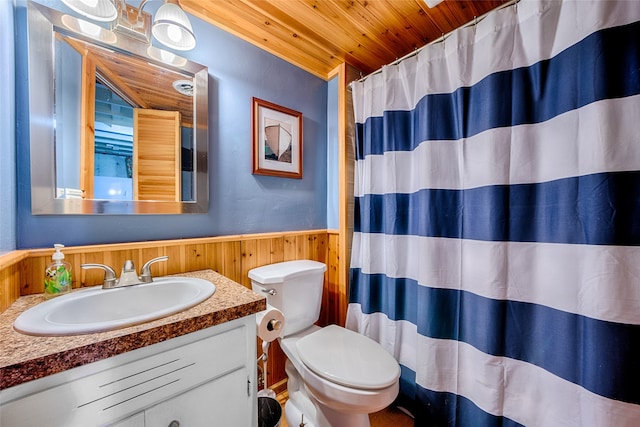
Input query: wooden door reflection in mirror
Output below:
<box><xmin>133</xmin><ymin>109</ymin><xmax>181</xmax><ymax>201</ymax></box>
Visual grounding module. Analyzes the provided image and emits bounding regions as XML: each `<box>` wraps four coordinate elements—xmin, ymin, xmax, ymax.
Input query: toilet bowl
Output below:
<box><xmin>249</xmin><ymin>260</ymin><xmax>400</xmax><ymax>427</ymax></box>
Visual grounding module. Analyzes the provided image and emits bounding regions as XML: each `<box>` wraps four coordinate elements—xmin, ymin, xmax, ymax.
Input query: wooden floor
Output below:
<box><xmin>276</xmin><ymin>391</ymin><xmax>414</xmax><ymax>427</ymax></box>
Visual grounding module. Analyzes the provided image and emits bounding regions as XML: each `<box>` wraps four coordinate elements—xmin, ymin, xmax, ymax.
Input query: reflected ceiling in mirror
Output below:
<box><xmin>27</xmin><ymin>1</ymin><xmax>209</xmax><ymax>214</ymax></box>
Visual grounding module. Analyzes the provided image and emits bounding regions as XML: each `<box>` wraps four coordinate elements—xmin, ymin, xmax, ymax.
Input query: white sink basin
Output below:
<box><xmin>14</xmin><ymin>277</ymin><xmax>215</xmax><ymax>336</ymax></box>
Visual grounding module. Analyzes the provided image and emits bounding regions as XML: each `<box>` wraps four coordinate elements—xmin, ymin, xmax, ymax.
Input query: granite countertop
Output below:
<box><xmin>0</xmin><ymin>270</ymin><xmax>265</xmax><ymax>390</ymax></box>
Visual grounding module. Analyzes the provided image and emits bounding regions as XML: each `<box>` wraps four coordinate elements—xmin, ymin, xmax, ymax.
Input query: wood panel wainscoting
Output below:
<box><xmin>0</xmin><ymin>229</ymin><xmax>344</xmax><ymax>392</ymax></box>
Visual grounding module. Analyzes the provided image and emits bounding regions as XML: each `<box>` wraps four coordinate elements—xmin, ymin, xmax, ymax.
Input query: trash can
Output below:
<box><xmin>258</xmin><ymin>396</ymin><xmax>282</xmax><ymax>427</ymax></box>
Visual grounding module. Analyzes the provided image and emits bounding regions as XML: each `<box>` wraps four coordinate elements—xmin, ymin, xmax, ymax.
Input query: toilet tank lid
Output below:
<box><xmin>248</xmin><ymin>260</ymin><xmax>327</xmax><ymax>284</ymax></box>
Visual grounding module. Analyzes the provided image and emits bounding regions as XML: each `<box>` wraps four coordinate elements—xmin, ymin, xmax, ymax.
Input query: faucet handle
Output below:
<box><xmin>139</xmin><ymin>256</ymin><xmax>169</xmax><ymax>283</ymax></box>
<box><xmin>81</xmin><ymin>263</ymin><xmax>117</xmax><ymax>289</ymax></box>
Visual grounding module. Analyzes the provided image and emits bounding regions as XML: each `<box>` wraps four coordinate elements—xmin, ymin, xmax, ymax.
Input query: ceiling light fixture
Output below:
<box><xmin>424</xmin><ymin>0</ymin><xmax>444</xmax><ymax>8</ymax></box>
<box><xmin>152</xmin><ymin>1</ymin><xmax>196</xmax><ymax>51</ymax></box>
<box><xmin>172</xmin><ymin>79</ymin><xmax>194</xmax><ymax>96</ymax></box>
<box><xmin>62</xmin><ymin>0</ymin><xmax>196</xmax><ymax>51</ymax></box>
<box><xmin>61</xmin><ymin>0</ymin><xmax>118</xmax><ymax>22</ymax></box>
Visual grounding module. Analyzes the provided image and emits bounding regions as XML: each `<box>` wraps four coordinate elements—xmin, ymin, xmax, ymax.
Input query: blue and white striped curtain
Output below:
<box><xmin>347</xmin><ymin>1</ymin><xmax>640</xmax><ymax>425</ymax></box>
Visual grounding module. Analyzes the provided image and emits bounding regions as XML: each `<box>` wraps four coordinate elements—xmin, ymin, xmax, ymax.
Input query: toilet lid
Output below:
<box><xmin>295</xmin><ymin>325</ymin><xmax>400</xmax><ymax>390</ymax></box>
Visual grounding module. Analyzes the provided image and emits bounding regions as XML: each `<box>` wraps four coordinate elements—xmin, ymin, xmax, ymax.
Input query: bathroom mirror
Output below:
<box><xmin>27</xmin><ymin>1</ymin><xmax>209</xmax><ymax>214</ymax></box>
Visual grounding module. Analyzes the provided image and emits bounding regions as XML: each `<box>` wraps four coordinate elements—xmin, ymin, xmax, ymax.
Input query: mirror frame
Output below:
<box><xmin>27</xmin><ymin>1</ymin><xmax>209</xmax><ymax>214</ymax></box>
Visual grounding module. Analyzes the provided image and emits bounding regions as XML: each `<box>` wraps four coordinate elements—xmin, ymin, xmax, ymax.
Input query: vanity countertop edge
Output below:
<box><xmin>0</xmin><ymin>269</ymin><xmax>266</xmax><ymax>390</ymax></box>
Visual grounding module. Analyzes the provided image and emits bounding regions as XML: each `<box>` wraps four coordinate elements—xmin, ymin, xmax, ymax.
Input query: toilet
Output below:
<box><xmin>249</xmin><ymin>260</ymin><xmax>400</xmax><ymax>427</ymax></box>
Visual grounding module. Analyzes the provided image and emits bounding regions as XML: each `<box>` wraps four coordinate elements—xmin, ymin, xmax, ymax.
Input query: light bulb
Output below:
<box><xmin>167</xmin><ymin>24</ymin><xmax>182</xmax><ymax>43</ymax></box>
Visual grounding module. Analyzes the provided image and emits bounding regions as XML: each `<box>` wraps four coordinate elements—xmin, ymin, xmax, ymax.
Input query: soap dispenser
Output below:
<box><xmin>44</xmin><ymin>244</ymin><xmax>72</xmax><ymax>299</ymax></box>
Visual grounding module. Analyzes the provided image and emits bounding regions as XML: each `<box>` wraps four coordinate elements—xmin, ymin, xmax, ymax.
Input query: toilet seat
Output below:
<box><xmin>295</xmin><ymin>325</ymin><xmax>400</xmax><ymax>390</ymax></box>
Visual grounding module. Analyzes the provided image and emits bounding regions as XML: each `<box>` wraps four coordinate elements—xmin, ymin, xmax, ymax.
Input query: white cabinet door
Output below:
<box><xmin>145</xmin><ymin>367</ymin><xmax>252</xmax><ymax>427</ymax></box>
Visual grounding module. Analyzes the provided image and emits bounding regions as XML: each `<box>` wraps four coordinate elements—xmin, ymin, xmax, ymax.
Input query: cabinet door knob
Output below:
<box><xmin>168</xmin><ymin>421</ymin><xmax>180</xmax><ymax>427</ymax></box>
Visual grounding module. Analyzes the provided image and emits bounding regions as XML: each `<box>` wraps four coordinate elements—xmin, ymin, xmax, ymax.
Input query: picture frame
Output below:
<box><xmin>252</xmin><ymin>97</ymin><xmax>303</xmax><ymax>179</ymax></box>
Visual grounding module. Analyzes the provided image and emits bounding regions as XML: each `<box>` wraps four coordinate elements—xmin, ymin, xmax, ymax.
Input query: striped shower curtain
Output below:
<box><xmin>346</xmin><ymin>1</ymin><xmax>640</xmax><ymax>425</ymax></box>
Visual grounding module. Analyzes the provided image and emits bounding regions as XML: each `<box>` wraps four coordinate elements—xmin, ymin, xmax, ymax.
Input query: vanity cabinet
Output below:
<box><xmin>0</xmin><ymin>316</ymin><xmax>257</xmax><ymax>427</ymax></box>
<box><xmin>111</xmin><ymin>367</ymin><xmax>251</xmax><ymax>427</ymax></box>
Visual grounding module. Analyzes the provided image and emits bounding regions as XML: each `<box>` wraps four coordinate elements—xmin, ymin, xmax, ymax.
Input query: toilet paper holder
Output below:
<box><xmin>267</xmin><ymin>319</ymin><xmax>282</xmax><ymax>332</ymax></box>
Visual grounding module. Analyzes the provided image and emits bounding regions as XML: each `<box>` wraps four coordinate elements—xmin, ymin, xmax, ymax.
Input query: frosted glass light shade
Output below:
<box><xmin>152</xmin><ymin>2</ymin><xmax>196</xmax><ymax>51</ymax></box>
<box><xmin>61</xmin><ymin>0</ymin><xmax>117</xmax><ymax>22</ymax></box>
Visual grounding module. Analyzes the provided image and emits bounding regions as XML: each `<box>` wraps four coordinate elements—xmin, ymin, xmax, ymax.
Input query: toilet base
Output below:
<box><xmin>284</xmin><ymin>360</ymin><xmax>372</xmax><ymax>427</ymax></box>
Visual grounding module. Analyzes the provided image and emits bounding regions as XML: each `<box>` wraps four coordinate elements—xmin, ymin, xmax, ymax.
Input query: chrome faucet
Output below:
<box><xmin>81</xmin><ymin>256</ymin><xmax>169</xmax><ymax>289</ymax></box>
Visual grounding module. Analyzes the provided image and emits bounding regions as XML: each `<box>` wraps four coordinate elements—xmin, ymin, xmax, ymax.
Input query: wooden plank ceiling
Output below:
<box><xmin>181</xmin><ymin>0</ymin><xmax>509</xmax><ymax>80</ymax></box>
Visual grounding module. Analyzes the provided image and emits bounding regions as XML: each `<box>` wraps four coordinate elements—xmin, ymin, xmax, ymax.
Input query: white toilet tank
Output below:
<box><xmin>249</xmin><ymin>260</ymin><xmax>327</xmax><ymax>337</ymax></box>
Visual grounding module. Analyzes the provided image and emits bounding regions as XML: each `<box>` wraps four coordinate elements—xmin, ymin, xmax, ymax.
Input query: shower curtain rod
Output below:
<box><xmin>350</xmin><ymin>0</ymin><xmax>519</xmax><ymax>86</ymax></box>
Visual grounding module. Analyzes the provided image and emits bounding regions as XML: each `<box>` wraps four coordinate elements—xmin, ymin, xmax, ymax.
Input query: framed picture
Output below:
<box><xmin>252</xmin><ymin>97</ymin><xmax>303</xmax><ymax>179</ymax></box>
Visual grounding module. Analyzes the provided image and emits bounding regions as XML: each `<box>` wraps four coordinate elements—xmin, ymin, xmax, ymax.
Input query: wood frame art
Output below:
<box><xmin>252</xmin><ymin>97</ymin><xmax>303</xmax><ymax>179</ymax></box>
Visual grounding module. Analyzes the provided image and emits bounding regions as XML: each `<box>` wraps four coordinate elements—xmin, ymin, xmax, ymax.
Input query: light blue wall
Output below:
<box><xmin>0</xmin><ymin>0</ymin><xmax>16</xmax><ymax>253</ymax></box>
<box><xmin>15</xmin><ymin>1</ymin><xmax>330</xmax><ymax>249</ymax></box>
<box><xmin>327</xmin><ymin>76</ymin><xmax>339</xmax><ymax>230</ymax></box>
